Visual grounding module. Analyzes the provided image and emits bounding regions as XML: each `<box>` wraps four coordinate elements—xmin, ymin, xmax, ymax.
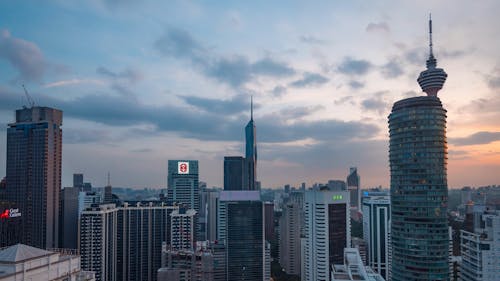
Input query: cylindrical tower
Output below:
<box><xmin>389</xmin><ymin>16</ymin><xmax>449</xmax><ymax>281</ymax></box>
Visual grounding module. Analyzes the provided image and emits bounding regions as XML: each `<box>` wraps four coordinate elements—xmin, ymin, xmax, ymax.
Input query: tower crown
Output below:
<box><xmin>417</xmin><ymin>14</ymin><xmax>447</xmax><ymax>96</ymax></box>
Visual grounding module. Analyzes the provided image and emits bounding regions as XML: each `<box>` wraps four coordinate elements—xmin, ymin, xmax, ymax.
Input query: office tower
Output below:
<box><xmin>207</xmin><ymin>241</ymin><xmax>226</xmax><ymax>281</ymax></box>
<box><xmin>389</xmin><ymin>17</ymin><xmax>449</xmax><ymax>281</ymax></box>
<box><xmin>117</xmin><ymin>202</ymin><xmax>177</xmax><ymax>281</ymax></box>
<box><xmin>206</xmin><ymin>191</ymin><xmax>219</xmax><ymax>242</ymax></box>
<box><xmin>264</xmin><ymin>201</ymin><xmax>274</xmax><ymax>242</ymax></box>
<box><xmin>5</xmin><ymin>106</ymin><xmax>62</xmax><ymax>249</ymax></box>
<box><xmin>279</xmin><ymin>201</ymin><xmax>302</xmax><ymax>276</ymax></box>
<box><xmin>104</xmin><ymin>173</ymin><xmax>113</xmax><ymax>204</ymax></box>
<box><xmin>347</xmin><ymin>167</ymin><xmax>361</xmax><ymax>210</ymax></box>
<box><xmin>79</xmin><ymin>204</ymin><xmax>118</xmax><ymax>281</ymax></box>
<box><xmin>330</xmin><ymin>248</ymin><xmax>385</xmax><ymax>281</ymax></box>
<box><xmin>460</xmin><ymin>210</ymin><xmax>500</xmax><ymax>281</ymax></box>
<box><xmin>167</xmin><ymin>160</ymin><xmax>199</xmax><ymax>212</ymax></box>
<box><xmin>218</xmin><ymin>190</ymin><xmax>264</xmax><ymax>280</ymax></box>
<box><xmin>78</xmin><ymin>191</ymin><xmax>101</xmax><ymax>215</ymax></box>
<box><xmin>0</xmin><ymin>244</ymin><xmax>95</xmax><ymax>281</ymax></box>
<box><xmin>223</xmin><ymin>156</ymin><xmax>249</xmax><ymax>190</ymax></box>
<box><xmin>171</xmin><ymin>208</ymin><xmax>197</xmax><ymax>251</ymax></box>
<box><xmin>245</xmin><ymin>98</ymin><xmax>258</xmax><ymax>190</ymax></box>
<box><xmin>59</xmin><ymin>187</ymin><xmax>79</xmax><ymax>249</ymax></box>
<box><xmin>362</xmin><ymin>192</ymin><xmax>390</xmax><ymax>280</ymax></box>
<box><xmin>302</xmin><ymin>190</ymin><xmax>350</xmax><ymax>281</ymax></box>
<box><xmin>73</xmin><ymin>173</ymin><xmax>84</xmax><ymax>190</ymax></box>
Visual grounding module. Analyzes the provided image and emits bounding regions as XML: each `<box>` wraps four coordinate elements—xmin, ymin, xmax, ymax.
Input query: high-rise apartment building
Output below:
<box><xmin>167</xmin><ymin>160</ymin><xmax>199</xmax><ymax>212</ymax></box>
<box><xmin>302</xmin><ymin>190</ymin><xmax>350</xmax><ymax>281</ymax></box>
<box><xmin>79</xmin><ymin>203</ymin><xmax>118</xmax><ymax>281</ymax></box>
<box><xmin>5</xmin><ymin>106</ymin><xmax>62</xmax><ymax>249</ymax></box>
<box><xmin>171</xmin><ymin>208</ymin><xmax>197</xmax><ymax>251</ymax></box>
<box><xmin>245</xmin><ymin>98</ymin><xmax>257</xmax><ymax>190</ymax></box>
<box><xmin>460</xmin><ymin>210</ymin><xmax>500</xmax><ymax>281</ymax></box>
<box><xmin>389</xmin><ymin>17</ymin><xmax>449</xmax><ymax>281</ymax></box>
<box><xmin>117</xmin><ymin>202</ymin><xmax>177</xmax><ymax>281</ymax></box>
<box><xmin>347</xmin><ymin>167</ymin><xmax>361</xmax><ymax>210</ymax></box>
<box><xmin>362</xmin><ymin>192</ymin><xmax>390</xmax><ymax>280</ymax></box>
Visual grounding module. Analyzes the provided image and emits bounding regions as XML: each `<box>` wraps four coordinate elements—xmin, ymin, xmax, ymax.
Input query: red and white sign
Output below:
<box><xmin>178</xmin><ymin>162</ymin><xmax>189</xmax><ymax>174</ymax></box>
<box><xmin>0</xmin><ymin>208</ymin><xmax>21</xmax><ymax>219</ymax></box>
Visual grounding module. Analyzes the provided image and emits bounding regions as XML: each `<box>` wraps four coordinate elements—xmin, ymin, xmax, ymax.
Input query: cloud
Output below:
<box><xmin>338</xmin><ymin>57</ymin><xmax>372</xmax><ymax>75</ymax></box>
<box><xmin>271</xmin><ymin>85</ymin><xmax>287</xmax><ymax>97</ymax></box>
<box><xmin>450</xmin><ymin>131</ymin><xmax>500</xmax><ymax>146</ymax></box>
<box><xmin>334</xmin><ymin>96</ymin><xmax>354</xmax><ymax>106</ymax></box>
<box><xmin>0</xmin><ymin>29</ymin><xmax>46</xmax><ymax>82</ymax></box>
<box><xmin>96</xmin><ymin>66</ymin><xmax>142</xmax><ymax>83</ymax></box>
<box><xmin>278</xmin><ymin>105</ymin><xmax>324</xmax><ymax>120</ymax></box>
<box><xmin>348</xmin><ymin>80</ymin><xmax>364</xmax><ymax>89</ymax></box>
<box><xmin>0</xmin><ymin>88</ymin><xmax>379</xmax><ymax>144</ymax></box>
<box><xmin>289</xmin><ymin>72</ymin><xmax>329</xmax><ymax>88</ymax></box>
<box><xmin>155</xmin><ymin>27</ymin><xmax>295</xmax><ymax>87</ymax></box>
<box><xmin>299</xmin><ymin>35</ymin><xmax>327</xmax><ymax>45</ymax></box>
<box><xmin>181</xmin><ymin>94</ymin><xmax>251</xmax><ymax>115</ymax></box>
<box><xmin>43</xmin><ymin>79</ymin><xmax>105</xmax><ymax>88</ymax></box>
<box><xmin>361</xmin><ymin>92</ymin><xmax>390</xmax><ymax>114</ymax></box>
<box><xmin>381</xmin><ymin>59</ymin><xmax>404</xmax><ymax>78</ymax></box>
<box><xmin>485</xmin><ymin>67</ymin><xmax>500</xmax><ymax>89</ymax></box>
<box><xmin>366</xmin><ymin>22</ymin><xmax>390</xmax><ymax>33</ymax></box>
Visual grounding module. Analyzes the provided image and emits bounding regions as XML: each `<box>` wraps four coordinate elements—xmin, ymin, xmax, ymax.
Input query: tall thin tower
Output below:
<box><xmin>389</xmin><ymin>16</ymin><xmax>449</xmax><ymax>281</ymax></box>
<box><xmin>245</xmin><ymin>97</ymin><xmax>258</xmax><ymax>190</ymax></box>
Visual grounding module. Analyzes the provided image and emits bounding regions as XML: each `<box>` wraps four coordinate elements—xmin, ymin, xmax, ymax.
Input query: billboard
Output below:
<box><xmin>0</xmin><ymin>208</ymin><xmax>21</xmax><ymax>219</ymax></box>
<box><xmin>178</xmin><ymin>161</ymin><xmax>189</xmax><ymax>174</ymax></box>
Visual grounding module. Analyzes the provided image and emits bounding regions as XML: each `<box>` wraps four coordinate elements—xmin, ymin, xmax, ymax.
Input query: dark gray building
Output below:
<box><xmin>389</xmin><ymin>17</ymin><xmax>449</xmax><ymax>281</ymax></box>
<box><xmin>73</xmin><ymin>173</ymin><xmax>84</xmax><ymax>190</ymax></box>
<box><xmin>245</xmin><ymin>99</ymin><xmax>258</xmax><ymax>191</ymax></box>
<box><xmin>59</xmin><ymin>186</ymin><xmax>79</xmax><ymax>249</ymax></box>
<box><xmin>347</xmin><ymin>167</ymin><xmax>361</xmax><ymax>209</ymax></box>
<box><xmin>5</xmin><ymin>106</ymin><xmax>62</xmax><ymax>249</ymax></box>
<box><xmin>223</xmin><ymin>156</ymin><xmax>249</xmax><ymax>191</ymax></box>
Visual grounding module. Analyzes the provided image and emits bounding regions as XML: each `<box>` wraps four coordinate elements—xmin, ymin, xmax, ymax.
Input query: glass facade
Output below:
<box><xmin>389</xmin><ymin>96</ymin><xmax>449</xmax><ymax>281</ymax></box>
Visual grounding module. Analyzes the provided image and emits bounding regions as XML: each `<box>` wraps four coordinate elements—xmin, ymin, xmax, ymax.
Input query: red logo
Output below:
<box><xmin>178</xmin><ymin>162</ymin><xmax>189</xmax><ymax>174</ymax></box>
<box><xmin>0</xmin><ymin>209</ymin><xmax>9</xmax><ymax>219</ymax></box>
<box><xmin>180</xmin><ymin>164</ymin><xmax>187</xmax><ymax>173</ymax></box>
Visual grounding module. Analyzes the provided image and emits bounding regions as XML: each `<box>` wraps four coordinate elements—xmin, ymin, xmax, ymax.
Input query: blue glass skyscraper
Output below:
<box><xmin>245</xmin><ymin>97</ymin><xmax>258</xmax><ymax>190</ymax></box>
<box><xmin>389</xmin><ymin>16</ymin><xmax>449</xmax><ymax>281</ymax></box>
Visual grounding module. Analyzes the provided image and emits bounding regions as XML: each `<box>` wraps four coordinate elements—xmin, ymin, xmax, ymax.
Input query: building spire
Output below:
<box><xmin>250</xmin><ymin>95</ymin><xmax>253</xmax><ymax>121</ymax></box>
<box><xmin>429</xmin><ymin>13</ymin><xmax>433</xmax><ymax>57</ymax></box>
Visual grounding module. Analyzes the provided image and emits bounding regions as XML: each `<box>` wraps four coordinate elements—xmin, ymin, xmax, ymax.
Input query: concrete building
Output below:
<box><xmin>279</xmin><ymin>200</ymin><xmax>302</xmax><ymax>276</ymax></box>
<box><xmin>158</xmin><ymin>243</ymin><xmax>214</xmax><ymax>281</ymax></box>
<box><xmin>460</xmin><ymin>210</ymin><xmax>500</xmax><ymax>281</ymax></box>
<box><xmin>0</xmin><ymin>244</ymin><xmax>95</xmax><ymax>281</ymax></box>
<box><xmin>362</xmin><ymin>192</ymin><xmax>390</xmax><ymax>280</ymax></box>
<box><xmin>5</xmin><ymin>106</ymin><xmax>63</xmax><ymax>249</ymax></box>
<box><xmin>79</xmin><ymin>204</ymin><xmax>118</xmax><ymax>281</ymax></box>
<box><xmin>330</xmin><ymin>248</ymin><xmax>385</xmax><ymax>281</ymax></box>
<box><xmin>302</xmin><ymin>190</ymin><xmax>350</xmax><ymax>281</ymax></box>
<box><xmin>389</xmin><ymin>17</ymin><xmax>449</xmax><ymax>281</ymax></box>
<box><xmin>171</xmin><ymin>208</ymin><xmax>197</xmax><ymax>251</ymax></box>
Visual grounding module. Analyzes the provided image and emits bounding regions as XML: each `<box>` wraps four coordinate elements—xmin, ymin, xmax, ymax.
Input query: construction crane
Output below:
<box><xmin>22</xmin><ymin>84</ymin><xmax>35</xmax><ymax>108</ymax></box>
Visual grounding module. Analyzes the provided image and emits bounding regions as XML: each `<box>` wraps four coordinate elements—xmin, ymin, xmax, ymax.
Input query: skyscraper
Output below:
<box><xmin>245</xmin><ymin>97</ymin><xmax>257</xmax><ymax>190</ymax></box>
<box><xmin>302</xmin><ymin>190</ymin><xmax>350</xmax><ymax>281</ymax></box>
<box><xmin>223</xmin><ymin>156</ymin><xmax>249</xmax><ymax>190</ymax></box>
<box><xmin>170</xmin><ymin>208</ymin><xmax>197</xmax><ymax>251</ymax></box>
<box><xmin>73</xmin><ymin>173</ymin><xmax>84</xmax><ymax>190</ymax></box>
<box><xmin>59</xmin><ymin>186</ymin><xmax>79</xmax><ymax>249</ymax></box>
<box><xmin>389</xmin><ymin>16</ymin><xmax>449</xmax><ymax>281</ymax></box>
<box><xmin>5</xmin><ymin>106</ymin><xmax>62</xmax><ymax>249</ymax></box>
<box><xmin>362</xmin><ymin>192</ymin><xmax>390</xmax><ymax>280</ymax></box>
<box><xmin>167</xmin><ymin>160</ymin><xmax>199</xmax><ymax>212</ymax></box>
<box><xmin>347</xmin><ymin>167</ymin><xmax>361</xmax><ymax>210</ymax></box>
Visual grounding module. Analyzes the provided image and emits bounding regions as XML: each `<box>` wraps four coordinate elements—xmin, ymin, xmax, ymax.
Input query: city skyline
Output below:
<box><xmin>0</xmin><ymin>1</ymin><xmax>499</xmax><ymax>189</ymax></box>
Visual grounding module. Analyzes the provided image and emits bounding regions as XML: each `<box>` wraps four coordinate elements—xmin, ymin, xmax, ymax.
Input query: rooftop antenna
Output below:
<box><xmin>22</xmin><ymin>84</ymin><xmax>35</xmax><ymax>108</ymax></box>
<box><xmin>429</xmin><ymin>13</ymin><xmax>433</xmax><ymax>57</ymax></box>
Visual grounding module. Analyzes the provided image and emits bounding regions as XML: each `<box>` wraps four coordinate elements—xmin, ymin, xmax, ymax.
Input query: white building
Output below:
<box><xmin>79</xmin><ymin>204</ymin><xmax>118</xmax><ymax>281</ymax></box>
<box><xmin>171</xmin><ymin>208</ymin><xmax>197</xmax><ymax>251</ymax></box>
<box><xmin>331</xmin><ymin>248</ymin><xmax>385</xmax><ymax>281</ymax></box>
<box><xmin>362</xmin><ymin>193</ymin><xmax>390</xmax><ymax>280</ymax></box>
<box><xmin>302</xmin><ymin>190</ymin><xmax>350</xmax><ymax>281</ymax></box>
<box><xmin>0</xmin><ymin>244</ymin><xmax>95</xmax><ymax>281</ymax></box>
<box><xmin>460</xmin><ymin>210</ymin><xmax>500</xmax><ymax>281</ymax></box>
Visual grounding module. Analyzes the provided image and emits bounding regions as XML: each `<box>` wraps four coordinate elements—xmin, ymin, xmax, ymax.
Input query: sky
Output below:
<box><xmin>0</xmin><ymin>0</ymin><xmax>499</xmax><ymax>189</ymax></box>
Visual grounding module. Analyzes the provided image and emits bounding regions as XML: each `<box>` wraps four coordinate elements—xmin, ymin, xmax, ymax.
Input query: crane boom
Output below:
<box><xmin>22</xmin><ymin>84</ymin><xmax>35</xmax><ymax>108</ymax></box>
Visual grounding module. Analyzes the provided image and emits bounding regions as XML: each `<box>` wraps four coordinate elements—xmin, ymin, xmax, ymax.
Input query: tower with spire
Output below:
<box><xmin>388</xmin><ymin>16</ymin><xmax>450</xmax><ymax>281</ymax></box>
<box><xmin>417</xmin><ymin>14</ymin><xmax>448</xmax><ymax>96</ymax></box>
<box><xmin>245</xmin><ymin>96</ymin><xmax>258</xmax><ymax>190</ymax></box>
